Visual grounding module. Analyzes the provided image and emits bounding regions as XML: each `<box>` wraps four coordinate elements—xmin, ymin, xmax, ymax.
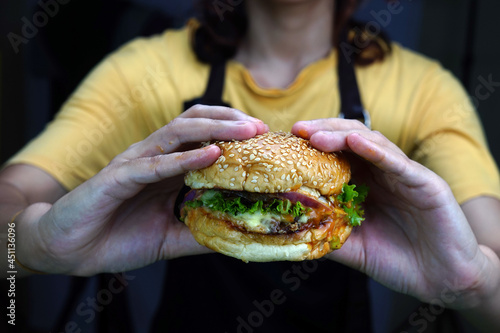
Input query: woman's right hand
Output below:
<box><xmin>15</xmin><ymin>105</ymin><xmax>268</xmax><ymax>276</ymax></box>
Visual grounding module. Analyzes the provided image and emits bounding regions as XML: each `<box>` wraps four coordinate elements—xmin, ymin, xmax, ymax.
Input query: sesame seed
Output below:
<box><xmin>230</xmin><ymin>183</ymin><xmax>235</xmax><ymax>187</ymax></box>
<box><xmin>234</xmin><ymin>167</ymin><xmax>239</xmax><ymax>172</ymax></box>
<box><xmin>254</xmin><ymin>187</ymin><xmax>260</xmax><ymax>191</ymax></box>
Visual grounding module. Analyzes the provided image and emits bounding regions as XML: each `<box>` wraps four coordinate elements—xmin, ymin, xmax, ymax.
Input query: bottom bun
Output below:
<box><xmin>184</xmin><ymin>208</ymin><xmax>353</xmax><ymax>262</ymax></box>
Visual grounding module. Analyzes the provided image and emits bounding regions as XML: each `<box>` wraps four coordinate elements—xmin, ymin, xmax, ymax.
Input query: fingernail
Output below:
<box><xmin>297</xmin><ymin>128</ymin><xmax>309</xmax><ymax>138</ymax></box>
<box><xmin>204</xmin><ymin>144</ymin><xmax>218</xmax><ymax>151</ymax></box>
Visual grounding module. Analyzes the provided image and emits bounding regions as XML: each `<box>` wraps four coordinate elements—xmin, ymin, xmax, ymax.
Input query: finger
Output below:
<box><xmin>124</xmin><ymin>118</ymin><xmax>269</xmax><ymax>159</ymax></box>
<box><xmin>180</xmin><ymin>104</ymin><xmax>269</xmax><ymax>134</ymax></box>
<box><xmin>292</xmin><ymin>118</ymin><xmax>368</xmax><ymax>139</ymax></box>
<box><xmin>47</xmin><ymin>144</ymin><xmax>222</xmax><ymax>245</ymax></box>
<box><xmin>347</xmin><ymin>132</ymin><xmax>407</xmax><ymax>174</ymax></box>
<box><xmin>181</xmin><ymin>104</ymin><xmax>261</xmax><ymax>123</ymax></box>
<box><xmin>159</xmin><ymin>223</ymin><xmax>214</xmax><ymax>259</ymax></box>
<box><xmin>346</xmin><ymin>132</ymin><xmax>435</xmax><ymax>189</ymax></box>
<box><xmin>307</xmin><ymin>129</ymin><xmax>402</xmax><ymax>155</ymax></box>
<box><xmin>122</xmin><ymin>145</ymin><xmax>220</xmax><ymax>187</ymax></box>
<box><xmin>101</xmin><ymin>145</ymin><xmax>221</xmax><ymax>201</ymax></box>
<box><xmin>326</xmin><ymin>234</ymin><xmax>364</xmax><ymax>272</ymax></box>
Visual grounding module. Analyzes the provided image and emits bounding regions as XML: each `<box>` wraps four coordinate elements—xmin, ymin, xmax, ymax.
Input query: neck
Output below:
<box><xmin>235</xmin><ymin>0</ymin><xmax>335</xmax><ymax>88</ymax></box>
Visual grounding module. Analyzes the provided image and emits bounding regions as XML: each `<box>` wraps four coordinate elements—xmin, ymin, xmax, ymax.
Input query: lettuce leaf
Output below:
<box><xmin>337</xmin><ymin>184</ymin><xmax>369</xmax><ymax>227</ymax></box>
<box><xmin>185</xmin><ymin>183</ymin><xmax>369</xmax><ymax>227</ymax></box>
<box><xmin>185</xmin><ymin>190</ymin><xmax>307</xmax><ymax>218</ymax></box>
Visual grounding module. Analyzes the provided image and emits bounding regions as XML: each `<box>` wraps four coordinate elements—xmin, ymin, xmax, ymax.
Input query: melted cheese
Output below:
<box><xmin>236</xmin><ymin>212</ymin><xmax>279</xmax><ymax>232</ymax></box>
<box><xmin>233</xmin><ymin>211</ymin><xmax>310</xmax><ymax>233</ymax></box>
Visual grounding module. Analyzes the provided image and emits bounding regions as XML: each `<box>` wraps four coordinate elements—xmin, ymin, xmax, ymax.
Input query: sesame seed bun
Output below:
<box><xmin>183</xmin><ymin>131</ymin><xmax>353</xmax><ymax>262</ymax></box>
<box><xmin>185</xmin><ymin>132</ymin><xmax>350</xmax><ymax>195</ymax></box>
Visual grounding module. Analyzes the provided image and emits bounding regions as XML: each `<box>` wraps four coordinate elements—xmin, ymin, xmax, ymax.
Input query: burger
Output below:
<box><xmin>180</xmin><ymin>131</ymin><xmax>367</xmax><ymax>262</ymax></box>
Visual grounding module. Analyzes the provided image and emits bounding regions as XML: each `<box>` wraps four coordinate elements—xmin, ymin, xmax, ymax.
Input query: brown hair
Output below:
<box><xmin>193</xmin><ymin>0</ymin><xmax>391</xmax><ymax>65</ymax></box>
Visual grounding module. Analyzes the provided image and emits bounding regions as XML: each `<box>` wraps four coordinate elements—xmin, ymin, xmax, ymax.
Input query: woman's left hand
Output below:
<box><xmin>292</xmin><ymin>119</ymin><xmax>500</xmax><ymax>310</ymax></box>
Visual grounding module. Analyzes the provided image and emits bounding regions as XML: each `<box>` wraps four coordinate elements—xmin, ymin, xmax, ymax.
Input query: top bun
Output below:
<box><xmin>185</xmin><ymin>132</ymin><xmax>350</xmax><ymax>196</ymax></box>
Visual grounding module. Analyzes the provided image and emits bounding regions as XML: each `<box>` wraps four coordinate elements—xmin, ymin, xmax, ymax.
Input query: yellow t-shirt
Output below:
<box><xmin>7</xmin><ymin>23</ymin><xmax>500</xmax><ymax>204</ymax></box>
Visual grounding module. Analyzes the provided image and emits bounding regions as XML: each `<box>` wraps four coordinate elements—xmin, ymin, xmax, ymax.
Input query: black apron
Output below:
<box><xmin>151</xmin><ymin>31</ymin><xmax>373</xmax><ymax>333</ymax></box>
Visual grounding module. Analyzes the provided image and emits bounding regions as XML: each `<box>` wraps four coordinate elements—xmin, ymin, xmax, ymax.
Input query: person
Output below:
<box><xmin>2</xmin><ymin>0</ymin><xmax>500</xmax><ymax>331</ymax></box>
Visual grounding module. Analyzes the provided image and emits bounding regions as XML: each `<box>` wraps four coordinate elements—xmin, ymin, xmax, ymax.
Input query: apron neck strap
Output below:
<box><xmin>337</xmin><ymin>27</ymin><xmax>371</xmax><ymax>129</ymax></box>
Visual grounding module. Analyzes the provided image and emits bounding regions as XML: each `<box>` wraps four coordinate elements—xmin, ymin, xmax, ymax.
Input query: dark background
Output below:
<box><xmin>1</xmin><ymin>0</ymin><xmax>499</xmax><ymax>332</ymax></box>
